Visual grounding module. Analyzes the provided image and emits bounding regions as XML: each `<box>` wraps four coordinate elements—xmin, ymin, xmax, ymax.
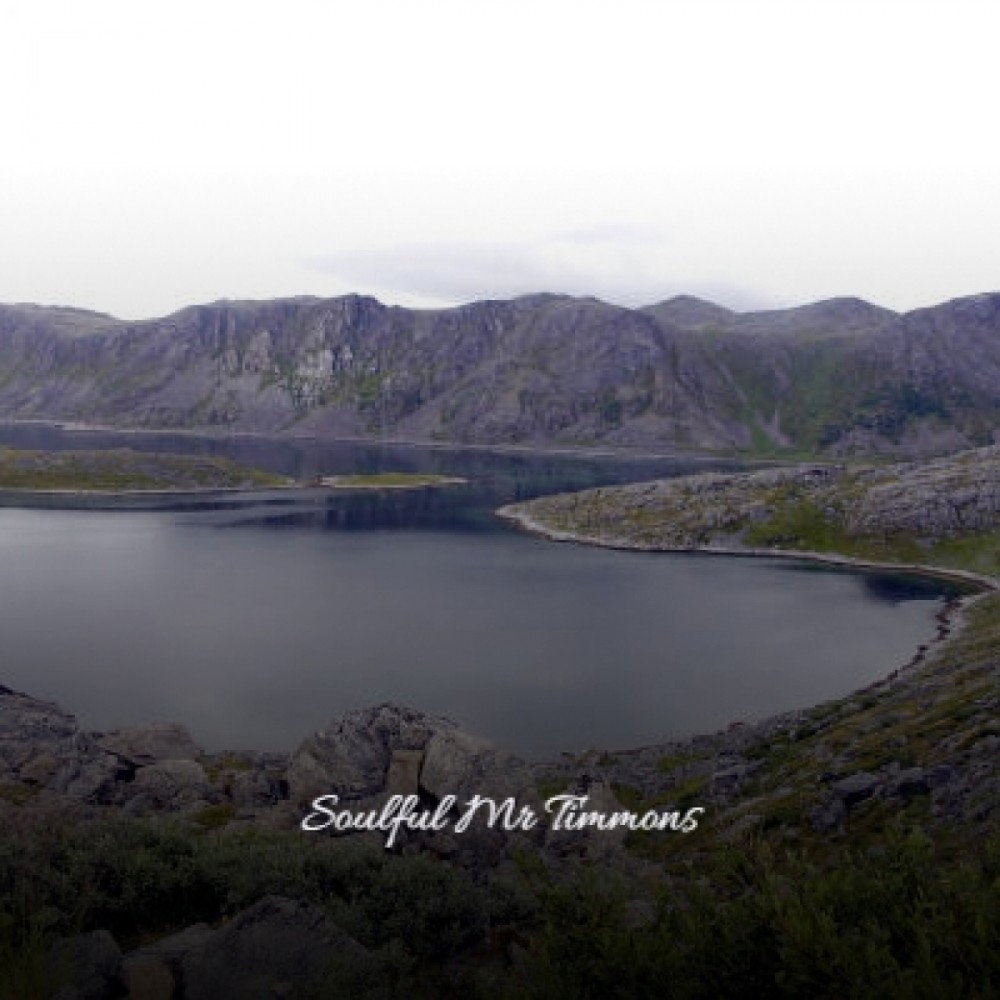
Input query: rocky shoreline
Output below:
<box><xmin>496</xmin><ymin>445</ymin><xmax>1000</xmax><ymax>589</ymax></box>
<box><xmin>496</xmin><ymin>503</ymin><xmax>1000</xmax><ymax>594</ymax></box>
<box><xmin>2</xmin><ymin>579</ymin><xmax>995</xmax><ymax>847</ymax></box>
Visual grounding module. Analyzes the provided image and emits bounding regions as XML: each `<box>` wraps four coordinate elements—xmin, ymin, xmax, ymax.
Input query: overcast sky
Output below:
<box><xmin>2</xmin><ymin>0</ymin><xmax>999</xmax><ymax>319</ymax></box>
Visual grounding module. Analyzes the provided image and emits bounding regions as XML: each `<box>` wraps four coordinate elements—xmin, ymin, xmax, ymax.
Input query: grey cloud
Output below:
<box><xmin>304</xmin><ymin>234</ymin><xmax>774</xmax><ymax>312</ymax></box>
<box><xmin>305</xmin><ymin>242</ymin><xmax>585</xmax><ymax>305</ymax></box>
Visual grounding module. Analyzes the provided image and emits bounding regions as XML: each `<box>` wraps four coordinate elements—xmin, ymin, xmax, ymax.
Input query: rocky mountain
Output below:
<box><xmin>2</xmin><ymin>290</ymin><xmax>1000</xmax><ymax>456</ymax></box>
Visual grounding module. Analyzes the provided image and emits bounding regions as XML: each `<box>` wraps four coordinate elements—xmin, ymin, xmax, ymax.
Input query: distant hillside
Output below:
<box><xmin>2</xmin><ymin>290</ymin><xmax>1000</xmax><ymax>456</ymax></box>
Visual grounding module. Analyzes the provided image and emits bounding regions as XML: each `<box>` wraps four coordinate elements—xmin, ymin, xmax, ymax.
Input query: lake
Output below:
<box><xmin>0</xmin><ymin>424</ymin><xmax>959</xmax><ymax>757</ymax></box>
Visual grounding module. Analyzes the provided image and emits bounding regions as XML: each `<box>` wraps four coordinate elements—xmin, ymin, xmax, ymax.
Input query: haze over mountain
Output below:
<box><xmin>2</xmin><ymin>290</ymin><xmax>1000</xmax><ymax>457</ymax></box>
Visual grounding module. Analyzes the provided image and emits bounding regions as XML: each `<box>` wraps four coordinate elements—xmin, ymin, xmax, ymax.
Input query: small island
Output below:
<box><xmin>316</xmin><ymin>472</ymin><xmax>467</xmax><ymax>489</ymax></box>
<box><xmin>0</xmin><ymin>447</ymin><xmax>291</xmax><ymax>492</ymax></box>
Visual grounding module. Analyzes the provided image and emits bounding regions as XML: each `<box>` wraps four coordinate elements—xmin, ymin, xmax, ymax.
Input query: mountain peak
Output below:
<box><xmin>640</xmin><ymin>295</ymin><xmax>735</xmax><ymax>330</ymax></box>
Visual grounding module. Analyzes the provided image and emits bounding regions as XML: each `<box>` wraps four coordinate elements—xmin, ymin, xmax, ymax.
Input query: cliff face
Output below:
<box><xmin>2</xmin><ymin>290</ymin><xmax>1000</xmax><ymax>456</ymax></box>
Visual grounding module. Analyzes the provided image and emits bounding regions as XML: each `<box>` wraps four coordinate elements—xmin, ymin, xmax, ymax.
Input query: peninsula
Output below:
<box><xmin>497</xmin><ymin>444</ymin><xmax>1000</xmax><ymax>590</ymax></box>
<box><xmin>0</xmin><ymin>446</ymin><xmax>290</xmax><ymax>492</ymax></box>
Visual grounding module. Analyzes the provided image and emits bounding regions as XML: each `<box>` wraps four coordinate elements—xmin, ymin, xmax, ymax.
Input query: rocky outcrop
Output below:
<box><xmin>286</xmin><ymin>704</ymin><xmax>543</xmax><ymax>862</ymax></box>
<box><xmin>49</xmin><ymin>929</ymin><xmax>122</xmax><ymax>1000</ymax></box>
<box><xmin>499</xmin><ymin>444</ymin><xmax>1000</xmax><ymax>585</ymax></box>
<box><xmin>286</xmin><ymin>703</ymin><xmax>439</xmax><ymax>803</ymax></box>
<box><xmin>0</xmin><ymin>688</ymin><xmax>273</xmax><ymax>818</ymax></box>
<box><xmin>170</xmin><ymin>896</ymin><xmax>365</xmax><ymax>1000</ymax></box>
<box><xmin>0</xmin><ymin>684</ymin><xmax>77</xmax><ymax>783</ymax></box>
<box><xmin>287</xmin><ymin>702</ymin><xmax>537</xmax><ymax>808</ymax></box>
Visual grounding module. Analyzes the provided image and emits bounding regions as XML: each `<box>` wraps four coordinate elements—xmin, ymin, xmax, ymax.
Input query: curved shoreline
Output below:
<box><xmin>495</xmin><ymin>503</ymin><xmax>997</xmax><ymax>732</ymax></box>
<box><xmin>0</xmin><ymin>484</ymin><xmax>307</xmax><ymax>511</ymax></box>
<box><xmin>495</xmin><ymin>504</ymin><xmax>999</xmax><ymax>594</ymax></box>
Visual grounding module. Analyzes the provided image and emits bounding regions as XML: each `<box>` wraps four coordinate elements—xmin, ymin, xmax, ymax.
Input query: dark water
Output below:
<box><xmin>0</xmin><ymin>424</ymin><xmax>959</xmax><ymax>757</ymax></box>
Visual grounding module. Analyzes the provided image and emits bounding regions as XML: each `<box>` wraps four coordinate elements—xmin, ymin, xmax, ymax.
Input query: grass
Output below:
<box><xmin>321</xmin><ymin>472</ymin><xmax>465</xmax><ymax>489</ymax></box>
<box><xmin>516</xmin><ymin>453</ymin><xmax>1000</xmax><ymax>581</ymax></box>
<box><xmin>0</xmin><ymin>447</ymin><xmax>290</xmax><ymax>491</ymax></box>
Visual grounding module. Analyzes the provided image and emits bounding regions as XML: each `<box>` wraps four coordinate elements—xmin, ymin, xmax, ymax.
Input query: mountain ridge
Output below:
<box><xmin>2</xmin><ymin>289</ymin><xmax>999</xmax><ymax>456</ymax></box>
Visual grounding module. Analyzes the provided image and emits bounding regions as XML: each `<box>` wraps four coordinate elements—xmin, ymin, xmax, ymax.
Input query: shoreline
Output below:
<box><xmin>0</xmin><ymin>417</ymin><xmax>790</xmax><ymax>466</ymax></box>
<box><xmin>494</xmin><ymin>504</ymin><xmax>1000</xmax><ymax>594</ymax></box>
<box><xmin>495</xmin><ymin>502</ymin><xmax>998</xmax><ymax>756</ymax></box>
<box><xmin>0</xmin><ymin>484</ymin><xmax>306</xmax><ymax>511</ymax></box>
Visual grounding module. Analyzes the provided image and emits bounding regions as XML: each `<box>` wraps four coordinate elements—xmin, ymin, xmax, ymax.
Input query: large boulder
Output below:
<box><xmin>421</xmin><ymin>726</ymin><xmax>535</xmax><ymax>803</ymax></box>
<box><xmin>47</xmin><ymin>929</ymin><xmax>121</xmax><ymax>1000</ymax></box>
<box><xmin>129</xmin><ymin>759</ymin><xmax>211</xmax><ymax>810</ymax></box>
<box><xmin>96</xmin><ymin>723</ymin><xmax>201</xmax><ymax>765</ymax></box>
<box><xmin>0</xmin><ymin>684</ymin><xmax>78</xmax><ymax>782</ymax></box>
<box><xmin>179</xmin><ymin>896</ymin><xmax>366</xmax><ymax>1000</ymax></box>
<box><xmin>287</xmin><ymin>703</ymin><xmax>442</xmax><ymax>803</ymax></box>
<box><xmin>287</xmin><ymin>703</ymin><xmax>535</xmax><ymax>809</ymax></box>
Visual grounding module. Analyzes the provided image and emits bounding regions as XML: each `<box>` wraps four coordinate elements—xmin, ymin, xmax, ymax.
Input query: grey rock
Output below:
<box><xmin>926</xmin><ymin>764</ymin><xmax>956</xmax><ymax>789</ymax></box>
<box><xmin>809</xmin><ymin>796</ymin><xmax>847</xmax><ymax>832</ymax></box>
<box><xmin>832</xmin><ymin>772</ymin><xmax>880</xmax><ymax>807</ymax></box>
<box><xmin>129</xmin><ymin>759</ymin><xmax>210</xmax><ymax>809</ymax></box>
<box><xmin>229</xmin><ymin>768</ymin><xmax>285</xmax><ymax>809</ymax></box>
<box><xmin>119</xmin><ymin>954</ymin><xmax>174</xmax><ymax>1000</ymax></box>
<box><xmin>287</xmin><ymin>703</ymin><xmax>436</xmax><ymax>803</ymax></box>
<box><xmin>53</xmin><ymin>736</ymin><xmax>126</xmax><ymax>803</ymax></box>
<box><xmin>971</xmin><ymin>734</ymin><xmax>1000</xmax><ymax>756</ymax></box>
<box><xmin>287</xmin><ymin>703</ymin><xmax>535</xmax><ymax>815</ymax></box>
<box><xmin>421</xmin><ymin>727</ymin><xmax>529</xmax><ymax>802</ymax></box>
<box><xmin>97</xmin><ymin>723</ymin><xmax>201</xmax><ymax>765</ymax></box>
<box><xmin>711</xmin><ymin>763</ymin><xmax>748</xmax><ymax>795</ymax></box>
<box><xmin>890</xmin><ymin>767</ymin><xmax>929</xmax><ymax>799</ymax></box>
<box><xmin>386</xmin><ymin>748</ymin><xmax>423</xmax><ymax>794</ymax></box>
<box><xmin>0</xmin><ymin>685</ymin><xmax>77</xmax><ymax>782</ymax></box>
<box><xmin>47</xmin><ymin>929</ymin><xmax>121</xmax><ymax>1000</ymax></box>
<box><xmin>543</xmin><ymin>781</ymin><xmax>630</xmax><ymax>859</ymax></box>
<box><xmin>19</xmin><ymin>750</ymin><xmax>59</xmax><ymax>785</ymax></box>
<box><xmin>131</xmin><ymin>922</ymin><xmax>215</xmax><ymax>965</ymax></box>
<box><xmin>180</xmin><ymin>895</ymin><xmax>365</xmax><ymax>1000</ymax></box>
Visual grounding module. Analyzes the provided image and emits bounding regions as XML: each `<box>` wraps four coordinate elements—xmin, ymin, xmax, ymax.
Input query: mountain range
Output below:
<box><xmin>2</xmin><ymin>290</ymin><xmax>1000</xmax><ymax>456</ymax></box>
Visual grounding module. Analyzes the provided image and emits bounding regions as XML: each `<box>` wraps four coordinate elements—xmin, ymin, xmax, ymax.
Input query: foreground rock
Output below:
<box><xmin>49</xmin><ymin>896</ymin><xmax>368</xmax><ymax>1000</ymax></box>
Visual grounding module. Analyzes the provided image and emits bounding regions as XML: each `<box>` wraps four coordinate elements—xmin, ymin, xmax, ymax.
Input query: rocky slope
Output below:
<box><xmin>3</xmin><ymin>290</ymin><xmax>1000</xmax><ymax>455</ymax></box>
<box><xmin>499</xmin><ymin>443</ymin><xmax>1000</xmax><ymax>582</ymax></box>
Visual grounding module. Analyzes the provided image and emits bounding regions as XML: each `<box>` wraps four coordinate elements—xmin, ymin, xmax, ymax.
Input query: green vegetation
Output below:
<box><xmin>192</xmin><ymin>802</ymin><xmax>237</xmax><ymax>830</ymax></box>
<box><xmin>0</xmin><ymin>447</ymin><xmax>290</xmax><ymax>491</ymax></box>
<box><xmin>5</xmin><ymin>809</ymin><xmax>998</xmax><ymax>997</ymax></box>
<box><xmin>516</xmin><ymin>830</ymin><xmax>1000</xmax><ymax>999</ymax></box>
<box><xmin>0</xmin><ymin>817</ymin><xmax>530</xmax><ymax>998</ymax></box>
<box><xmin>321</xmin><ymin>472</ymin><xmax>466</xmax><ymax>489</ymax></box>
<box><xmin>656</xmin><ymin>752</ymin><xmax>698</xmax><ymax>773</ymax></box>
<box><xmin>510</xmin><ymin>448</ymin><xmax>1000</xmax><ymax>580</ymax></box>
<box><xmin>746</xmin><ymin>503</ymin><xmax>1000</xmax><ymax>580</ymax></box>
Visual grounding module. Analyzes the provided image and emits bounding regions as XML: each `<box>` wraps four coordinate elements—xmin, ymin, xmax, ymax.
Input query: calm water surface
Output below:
<box><xmin>0</xmin><ymin>425</ymin><xmax>958</xmax><ymax>757</ymax></box>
